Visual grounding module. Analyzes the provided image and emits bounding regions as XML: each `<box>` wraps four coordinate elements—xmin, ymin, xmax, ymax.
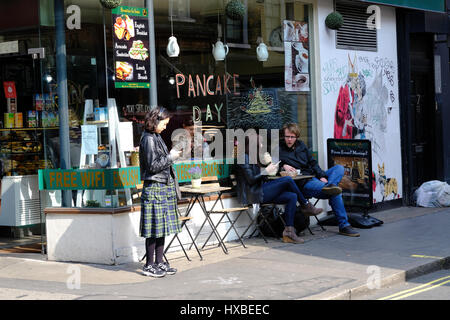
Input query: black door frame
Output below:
<box><xmin>396</xmin><ymin>8</ymin><xmax>450</xmax><ymax>205</ymax></box>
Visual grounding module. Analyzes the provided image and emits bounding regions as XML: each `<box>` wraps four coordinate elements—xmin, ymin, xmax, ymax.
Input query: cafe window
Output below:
<box><xmin>154</xmin><ymin>0</ymin><xmax>318</xmax><ymax>153</ymax></box>
<box><xmin>36</xmin><ymin>0</ymin><xmax>318</xmax><ymax>171</ymax></box>
<box><xmin>57</xmin><ymin>0</ymin><xmax>318</xmax><ymax>163</ymax></box>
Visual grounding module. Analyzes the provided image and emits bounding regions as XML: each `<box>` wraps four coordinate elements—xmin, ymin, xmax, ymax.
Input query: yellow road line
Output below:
<box><xmin>411</xmin><ymin>254</ymin><xmax>444</xmax><ymax>259</ymax></box>
<box><xmin>378</xmin><ymin>275</ymin><xmax>450</xmax><ymax>300</ymax></box>
<box><xmin>391</xmin><ymin>279</ymin><xmax>450</xmax><ymax>300</ymax></box>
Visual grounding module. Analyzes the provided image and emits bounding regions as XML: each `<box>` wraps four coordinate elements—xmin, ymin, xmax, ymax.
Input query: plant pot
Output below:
<box><xmin>325</xmin><ymin>12</ymin><xmax>344</xmax><ymax>30</ymax></box>
<box><xmin>226</xmin><ymin>0</ymin><xmax>246</xmax><ymax>20</ymax></box>
<box><xmin>99</xmin><ymin>0</ymin><xmax>122</xmax><ymax>9</ymax></box>
<box><xmin>191</xmin><ymin>178</ymin><xmax>202</xmax><ymax>188</ymax></box>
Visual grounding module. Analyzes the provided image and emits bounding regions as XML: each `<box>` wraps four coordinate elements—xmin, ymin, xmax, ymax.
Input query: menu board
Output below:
<box><xmin>327</xmin><ymin>139</ymin><xmax>373</xmax><ymax>209</ymax></box>
<box><xmin>112</xmin><ymin>6</ymin><xmax>150</xmax><ymax>89</ymax></box>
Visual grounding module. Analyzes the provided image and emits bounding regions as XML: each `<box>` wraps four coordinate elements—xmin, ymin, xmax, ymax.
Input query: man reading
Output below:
<box><xmin>279</xmin><ymin>123</ymin><xmax>360</xmax><ymax>237</ymax></box>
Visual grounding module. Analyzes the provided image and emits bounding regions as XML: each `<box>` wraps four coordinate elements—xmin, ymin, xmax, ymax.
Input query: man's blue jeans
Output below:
<box><xmin>262</xmin><ymin>176</ymin><xmax>308</xmax><ymax>226</ymax></box>
<box><xmin>302</xmin><ymin>165</ymin><xmax>350</xmax><ymax>229</ymax></box>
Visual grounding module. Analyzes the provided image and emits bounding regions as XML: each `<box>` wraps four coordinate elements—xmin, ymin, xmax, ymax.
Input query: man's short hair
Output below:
<box><xmin>282</xmin><ymin>123</ymin><xmax>300</xmax><ymax>138</ymax></box>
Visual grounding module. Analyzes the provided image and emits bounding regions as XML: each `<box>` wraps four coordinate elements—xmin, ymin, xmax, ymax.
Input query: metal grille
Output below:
<box><xmin>16</xmin><ymin>198</ymin><xmax>42</xmax><ymax>226</ymax></box>
<box><xmin>335</xmin><ymin>0</ymin><xmax>378</xmax><ymax>52</ymax></box>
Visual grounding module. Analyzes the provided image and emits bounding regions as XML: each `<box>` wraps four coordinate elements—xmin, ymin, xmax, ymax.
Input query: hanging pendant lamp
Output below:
<box><xmin>166</xmin><ymin>4</ymin><xmax>180</xmax><ymax>57</ymax></box>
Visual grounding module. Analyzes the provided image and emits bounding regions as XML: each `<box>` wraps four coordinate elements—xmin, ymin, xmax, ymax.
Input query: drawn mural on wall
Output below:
<box><xmin>322</xmin><ymin>53</ymin><xmax>401</xmax><ymax>203</ymax></box>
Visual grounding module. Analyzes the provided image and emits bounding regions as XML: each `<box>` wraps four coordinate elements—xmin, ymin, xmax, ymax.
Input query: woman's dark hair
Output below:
<box><xmin>244</xmin><ymin>132</ymin><xmax>265</xmax><ymax>167</ymax></box>
<box><xmin>144</xmin><ymin>106</ymin><xmax>171</xmax><ymax>132</ymax></box>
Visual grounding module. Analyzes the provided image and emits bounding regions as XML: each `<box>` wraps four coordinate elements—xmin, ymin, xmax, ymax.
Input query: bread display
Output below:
<box><xmin>0</xmin><ymin>129</ymin><xmax>51</xmax><ymax>176</ymax></box>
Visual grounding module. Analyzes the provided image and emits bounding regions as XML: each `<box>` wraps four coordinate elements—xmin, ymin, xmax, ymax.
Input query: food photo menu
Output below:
<box><xmin>112</xmin><ymin>6</ymin><xmax>150</xmax><ymax>89</ymax></box>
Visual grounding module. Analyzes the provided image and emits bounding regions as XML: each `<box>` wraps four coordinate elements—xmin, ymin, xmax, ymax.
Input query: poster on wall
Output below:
<box><xmin>112</xmin><ymin>6</ymin><xmax>150</xmax><ymax>89</ymax></box>
<box><xmin>284</xmin><ymin>20</ymin><xmax>310</xmax><ymax>92</ymax></box>
<box><xmin>327</xmin><ymin>138</ymin><xmax>373</xmax><ymax>209</ymax></box>
<box><xmin>323</xmin><ymin>52</ymin><xmax>402</xmax><ymax>203</ymax></box>
<box><xmin>3</xmin><ymin>81</ymin><xmax>16</xmax><ymax>99</ymax></box>
<box><xmin>226</xmin><ymin>86</ymin><xmax>281</xmax><ymax>130</ymax></box>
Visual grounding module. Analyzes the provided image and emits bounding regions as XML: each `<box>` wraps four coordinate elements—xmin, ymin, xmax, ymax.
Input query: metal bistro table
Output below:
<box><xmin>178</xmin><ymin>184</ymin><xmax>232</xmax><ymax>255</ymax></box>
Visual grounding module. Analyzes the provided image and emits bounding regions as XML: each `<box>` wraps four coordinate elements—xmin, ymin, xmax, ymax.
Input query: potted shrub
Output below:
<box><xmin>99</xmin><ymin>0</ymin><xmax>122</xmax><ymax>9</ymax></box>
<box><xmin>325</xmin><ymin>11</ymin><xmax>344</xmax><ymax>30</ymax></box>
<box><xmin>226</xmin><ymin>0</ymin><xmax>246</xmax><ymax>20</ymax></box>
<box><xmin>189</xmin><ymin>166</ymin><xmax>203</xmax><ymax>188</ymax></box>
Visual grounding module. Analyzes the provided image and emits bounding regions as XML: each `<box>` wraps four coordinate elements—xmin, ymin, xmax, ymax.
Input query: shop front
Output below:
<box><xmin>0</xmin><ymin>0</ymin><xmax>319</xmax><ymax>260</ymax></box>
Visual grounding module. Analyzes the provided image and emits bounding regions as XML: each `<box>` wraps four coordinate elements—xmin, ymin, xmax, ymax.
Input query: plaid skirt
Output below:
<box><xmin>140</xmin><ymin>181</ymin><xmax>181</xmax><ymax>238</ymax></box>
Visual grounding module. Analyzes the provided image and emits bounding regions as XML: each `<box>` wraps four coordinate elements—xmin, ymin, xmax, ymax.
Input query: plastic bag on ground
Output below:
<box><xmin>414</xmin><ymin>180</ymin><xmax>450</xmax><ymax>207</ymax></box>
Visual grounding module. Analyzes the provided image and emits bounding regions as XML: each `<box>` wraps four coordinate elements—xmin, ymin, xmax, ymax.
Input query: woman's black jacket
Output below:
<box><xmin>139</xmin><ymin>130</ymin><xmax>181</xmax><ymax>199</ymax></box>
<box><xmin>235</xmin><ymin>153</ymin><xmax>266</xmax><ymax>205</ymax></box>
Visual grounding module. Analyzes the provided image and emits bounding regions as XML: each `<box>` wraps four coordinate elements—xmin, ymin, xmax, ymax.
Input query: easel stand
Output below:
<box><xmin>76</xmin><ymin>98</ymin><xmax>132</xmax><ymax>207</ymax></box>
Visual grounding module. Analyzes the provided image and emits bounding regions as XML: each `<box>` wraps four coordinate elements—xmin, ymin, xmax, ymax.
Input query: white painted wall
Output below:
<box><xmin>46</xmin><ymin>197</ymin><xmax>257</xmax><ymax>265</ymax></box>
<box><xmin>316</xmin><ymin>1</ymin><xmax>402</xmax><ymax>204</ymax></box>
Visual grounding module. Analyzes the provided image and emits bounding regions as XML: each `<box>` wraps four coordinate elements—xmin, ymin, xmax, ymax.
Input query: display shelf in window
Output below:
<box><xmin>0</xmin><ymin>129</ymin><xmax>54</xmax><ymax>177</ymax></box>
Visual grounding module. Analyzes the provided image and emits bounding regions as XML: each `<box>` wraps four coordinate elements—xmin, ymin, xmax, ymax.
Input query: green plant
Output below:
<box><xmin>188</xmin><ymin>166</ymin><xmax>202</xmax><ymax>180</ymax></box>
<box><xmin>226</xmin><ymin>0</ymin><xmax>246</xmax><ymax>20</ymax></box>
<box><xmin>325</xmin><ymin>11</ymin><xmax>344</xmax><ymax>30</ymax></box>
<box><xmin>99</xmin><ymin>0</ymin><xmax>122</xmax><ymax>9</ymax></box>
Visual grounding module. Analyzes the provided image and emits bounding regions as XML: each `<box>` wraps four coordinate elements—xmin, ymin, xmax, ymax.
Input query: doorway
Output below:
<box><xmin>408</xmin><ymin>33</ymin><xmax>438</xmax><ymax>193</ymax></box>
<box><xmin>0</xmin><ymin>54</ymin><xmax>46</xmax><ymax>253</ymax></box>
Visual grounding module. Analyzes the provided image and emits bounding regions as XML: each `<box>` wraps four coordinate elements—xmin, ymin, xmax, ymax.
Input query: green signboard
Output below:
<box><xmin>360</xmin><ymin>0</ymin><xmax>445</xmax><ymax>12</ymax></box>
<box><xmin>174</xmin><ymin>159</ymin><xmax>231</xmax><ymax>183</ymax></box>
<box><xmin>39</xmin><ymin>160</ymin><xmax>232</xmax><ymax>189</ymax></box>
<box><xmin>38</xmin><ymin>167</ymin><xmax>140</xmax><ymax>190</ymax></box>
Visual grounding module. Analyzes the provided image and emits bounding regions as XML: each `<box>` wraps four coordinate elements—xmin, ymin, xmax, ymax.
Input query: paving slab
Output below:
<box><xmin>0</xmin><ymin>206</ymin><xmax>448</xmax><ymax>300</ymax></box>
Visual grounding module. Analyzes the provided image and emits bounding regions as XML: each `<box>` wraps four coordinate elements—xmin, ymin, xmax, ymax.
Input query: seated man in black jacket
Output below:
<box><xmin>279</xmin><ymin>123</ymin><xmax>360</xmax><ymax>237</ymax></box>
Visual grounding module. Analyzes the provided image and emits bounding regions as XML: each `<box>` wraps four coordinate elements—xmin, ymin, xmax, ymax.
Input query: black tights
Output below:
<box><xmin>145</xmin><ymin>237</ymin><xmax>165</xmax><ymax>266</ymax></box>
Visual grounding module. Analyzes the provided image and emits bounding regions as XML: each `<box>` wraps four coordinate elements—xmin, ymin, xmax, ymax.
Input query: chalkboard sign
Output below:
<box><xmin>327</xmin><ymin>139</ymin><xmax>373</xmax><ymax>209</ymax></box>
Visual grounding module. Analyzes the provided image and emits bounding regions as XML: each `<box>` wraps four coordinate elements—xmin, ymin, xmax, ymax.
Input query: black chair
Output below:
<box><xmin>304</xmin><ymin>198</ymin><xmax>327</xmax><ymax>235</ymax></box>
<box><xmin>202</xmin><ymin>175</ymin><xmax>252</xmax><ymax>251</ymax></box>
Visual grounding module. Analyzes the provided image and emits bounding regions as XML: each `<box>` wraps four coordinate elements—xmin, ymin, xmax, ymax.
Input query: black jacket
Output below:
<box><xmin>279</xmin><ymin>139</ymin><xmax>327</xmax><ymax>182</ymax></box>
<box><xmin>235</xmin><ymin>153</ymin><xmax>266</xmax><ymax>205</ymax></box>
<box><xmin>139</xmin><ymin>131</ymin><xmax>181</xmax><ymax>199</ymax></box>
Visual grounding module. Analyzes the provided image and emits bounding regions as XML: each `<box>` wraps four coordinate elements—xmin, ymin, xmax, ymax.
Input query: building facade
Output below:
<box><xmin>0</xmin><ymin>0</ymin><xmax>448</xmax><ymax>244</ymax></box>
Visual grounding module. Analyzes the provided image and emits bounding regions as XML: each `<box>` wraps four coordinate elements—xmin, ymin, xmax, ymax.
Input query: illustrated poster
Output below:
<box><xmin>327</xmin><ymin>139</ymin><xmax>373</xmax><ymax>209</ymax></box>
<box><xmin>284</xmin><ymin>20</ymin><xmax>310</xmax><ymax>92</ymax></box>
<box><xmin>112</xmin><ymin>6</ymin><xmax>150</xmax><ymax>89</ymax></box>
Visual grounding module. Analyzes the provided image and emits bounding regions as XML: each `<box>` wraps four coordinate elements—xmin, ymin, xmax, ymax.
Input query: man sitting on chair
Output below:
<box><xmin>279</xmin><ymin>123</ymin><xmax>360</xmax><ymax>237</ymax></box>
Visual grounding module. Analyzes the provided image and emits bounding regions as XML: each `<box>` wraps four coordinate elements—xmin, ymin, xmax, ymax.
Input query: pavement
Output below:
<box><xmin>0</xmin><ymin>206</ymin><xmax>449</xmax><ymax>301</ymax></box>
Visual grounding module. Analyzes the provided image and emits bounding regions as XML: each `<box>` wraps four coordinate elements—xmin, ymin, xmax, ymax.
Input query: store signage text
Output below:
<box><xmin>112</xmin><ymin>6</ymin><xmax>150</xmax><ymax>89</ymax></box>
<box><xmin>38</xmin><ymin>167</ymin><xmax>140</xmax><ymax>190</ymax></box>
<box><xmin>174</xmin><ymin>160</ymin><xmax>229</xmax><ymax>183</ymax></box>
<box><xmin>175</xmin><ymin>73</ymin><xmax>240</xmax><ymax>99</ymax></box>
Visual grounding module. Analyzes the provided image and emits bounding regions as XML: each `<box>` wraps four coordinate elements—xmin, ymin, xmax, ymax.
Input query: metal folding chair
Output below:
<box><xmin>191</xmin><ymin>176</ymin><xmax>250</xmax><ymax>253</ymax></box>
<box><xmin>202</xmin><ymin>205</ymin><xmax>250</xmax><ymax>250</ymax></box>
<box><xmin>304</xmin><ymin>198</ymin><xmax>326</xmax><ymax>235</ymax></box>
<box><xmin>163</xmin><ymin>200</ymin><xmax>204</xmax><ymax>261</ymax></box>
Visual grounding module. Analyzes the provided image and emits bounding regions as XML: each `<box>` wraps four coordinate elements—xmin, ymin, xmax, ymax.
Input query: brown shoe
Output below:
<box><xmin>282</xmin><ymin>226</ymin><xmax>304</xmax><ymax>244</ymax></box>
<box><xmin>301</xmin><ymin>202</ymin><xmax>323</xmax><ymax>216</ymax></box>
<box><xmin>322</xmin><ymin>184</ymin><xmax>342</xmax><ymax>196</ymax></box>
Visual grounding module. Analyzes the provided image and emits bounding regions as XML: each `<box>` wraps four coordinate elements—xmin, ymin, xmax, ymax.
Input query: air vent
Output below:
<box><xmin>335</xmin><ymin>0</ymin><xmax>378</xmax><ymax>52</ymax></box>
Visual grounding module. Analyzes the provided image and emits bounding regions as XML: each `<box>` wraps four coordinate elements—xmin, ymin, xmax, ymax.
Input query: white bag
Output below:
<box><xmin>414</xmin><ymin>180</ymin><xmax>450</xmax><ymax>207</ymax></box>
<box><xmin>437</xmin><ymin>183</ymin><xmax>450</xmax><ymax>207</ymax></box>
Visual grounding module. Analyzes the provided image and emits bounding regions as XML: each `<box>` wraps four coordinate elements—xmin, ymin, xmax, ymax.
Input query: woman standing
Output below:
<box><xmin>139</xmin><ymin>106</ymin><xmax>182</xmax><ymax>277</ymax></box>
<box><xmin>235</xmin><ymin>133</ymin><xmax>322</xmax><ymax>244</ymax></box>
